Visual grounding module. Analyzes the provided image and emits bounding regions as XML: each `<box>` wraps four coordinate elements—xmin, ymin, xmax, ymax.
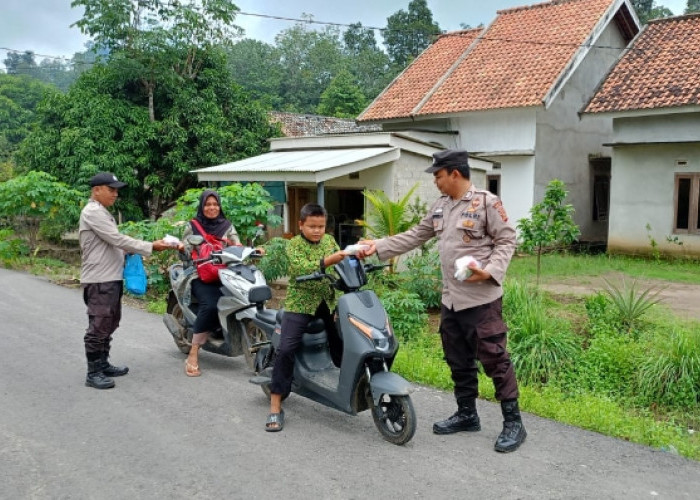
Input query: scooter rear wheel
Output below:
<box><xmin>371</xmin><ymin>394</ymin><xmax>417</xmax><ymax>446</ymax></box>
<box><xmin>241</xmin><ymin>319</ymin><xmax>267</xmax><ymax>371</ymax></box>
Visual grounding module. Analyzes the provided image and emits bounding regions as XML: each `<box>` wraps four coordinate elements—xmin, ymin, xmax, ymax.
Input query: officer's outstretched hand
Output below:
<box><xmin>356</xmin><ymin>240</ymin><xmax>376</xmax><ymax>259</ymax></box>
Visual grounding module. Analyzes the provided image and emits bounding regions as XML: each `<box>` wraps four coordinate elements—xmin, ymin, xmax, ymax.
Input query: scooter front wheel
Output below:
<box><xmin>371</xmin><ymin>394</ymin><xmax>416</xmax><ymax>445</ymax></box>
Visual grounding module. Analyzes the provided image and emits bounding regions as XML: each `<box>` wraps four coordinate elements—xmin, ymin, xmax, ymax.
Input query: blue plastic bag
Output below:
<box><xmin>124</xmin><ymin>253</ymin><xmax>147</xmax><ymax>296</ymax></box>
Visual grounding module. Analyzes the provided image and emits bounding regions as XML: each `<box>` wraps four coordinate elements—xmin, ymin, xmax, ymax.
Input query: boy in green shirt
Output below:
<box><xmin>265</xmin><ymin>203</ymin><xmax>348</xmax><ymax>432</ymax></box>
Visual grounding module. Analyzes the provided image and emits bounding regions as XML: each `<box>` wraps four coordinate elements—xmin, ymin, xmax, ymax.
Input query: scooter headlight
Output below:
<box><xmin>348</xmin><ymin>316</ymin><xmax>391</xmax><ymax>352</ymax></box>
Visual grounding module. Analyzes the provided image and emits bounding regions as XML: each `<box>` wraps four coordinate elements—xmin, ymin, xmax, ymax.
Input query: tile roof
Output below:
<box><xmin>586</xmin><ymin>14</ymin><xmax>700</xmax><ymax>113</ymax></box>
<box><xmin>357</xmin><ymin>29</ymin><xmax>482</xmax><ymax>122</ymax></box>
<box><xmin>268</xmin><ymin>111</ymin><xmax>381</xmax><ymax>137</ymax></box>
<box><xmin>359</xmin><ymin>0</ymin><xmax>631</xmax><ymax>122</ymax></box>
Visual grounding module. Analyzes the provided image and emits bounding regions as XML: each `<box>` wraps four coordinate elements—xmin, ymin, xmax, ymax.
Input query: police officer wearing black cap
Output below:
<box><xmin>79</xmin><ymin>172</ymin><xmax>181</xmax><ymax>389</ymax></box>
<box><xmin>359</xmin><ymin>149</ymin><xmax>526</xmax><ymax>452</ymax></box>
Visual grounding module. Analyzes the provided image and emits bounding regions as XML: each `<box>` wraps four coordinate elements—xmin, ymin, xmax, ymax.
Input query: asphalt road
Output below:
<box><xmin>1</xmin><ymin>268</ymin><xmax>698</xmax><ymax>500</ymax></box>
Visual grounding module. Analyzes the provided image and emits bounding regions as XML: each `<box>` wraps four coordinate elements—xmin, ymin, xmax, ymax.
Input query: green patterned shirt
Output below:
<box><xmin>284</xmin><ymin>233</ymin><xmax>339</xmax><ymax>314</ymax></box>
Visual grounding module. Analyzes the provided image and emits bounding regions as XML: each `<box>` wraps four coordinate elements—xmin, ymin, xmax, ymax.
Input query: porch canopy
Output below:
<box><xmin>193</xmin><ymin>147</ymin><xmax>399</xmax><ymax>184</ymax></box>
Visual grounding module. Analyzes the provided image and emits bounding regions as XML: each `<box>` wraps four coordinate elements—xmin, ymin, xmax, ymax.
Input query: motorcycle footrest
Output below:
<box><xmin>248</xmin><ymin>375</ymin><xmax>271</xmax><ymax>385</ymax></box>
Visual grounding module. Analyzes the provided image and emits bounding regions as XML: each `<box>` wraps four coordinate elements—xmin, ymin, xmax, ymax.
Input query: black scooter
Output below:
<box><xmin>248</xmin><ymin>256</ymin><xmax>416</xmax><ymax>445</ymax></box>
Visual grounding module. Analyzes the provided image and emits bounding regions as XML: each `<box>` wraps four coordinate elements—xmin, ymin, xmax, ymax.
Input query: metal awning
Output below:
<box><xmin>194</xmin><ymin>147</ymin><xmax>399</xmax><ymax>183</ymax></box>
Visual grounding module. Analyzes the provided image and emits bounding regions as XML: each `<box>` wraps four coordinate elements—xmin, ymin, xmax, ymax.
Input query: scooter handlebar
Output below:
<box><xmin>295</xmin><ymin>271</ymin><xmax>326</xmax><ymax>283</ymax></box>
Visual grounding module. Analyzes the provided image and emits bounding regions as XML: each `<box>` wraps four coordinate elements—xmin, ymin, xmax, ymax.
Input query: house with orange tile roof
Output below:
<box><xmin>584</xmin><ymin>14</ymin><xmax>700</xmax><ymax>256</ymax></box>
<box><xmin>358</xmin><ymin>0</ymin><xmax>640</xmax><ymax>244</ymax></box>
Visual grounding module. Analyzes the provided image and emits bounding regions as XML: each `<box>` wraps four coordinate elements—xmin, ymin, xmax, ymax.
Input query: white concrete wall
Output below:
<box><xmin>452</xmin><ymin>108</ymin><xmax>537</xmax><ymax>153</ymax></box>
<box><xmin>535</xmin><ymin>22</ymin><xmax>626</xmax><ymax>242</ymax></box>
<box><xmin>608</xmin><ymin>142</ymin><xmax>700</xmax><ymax>256</ymax></box>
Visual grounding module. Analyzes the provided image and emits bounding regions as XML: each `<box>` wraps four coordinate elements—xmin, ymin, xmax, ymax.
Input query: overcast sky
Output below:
<box><xmin>0</xmin><ymin>0</ymin><xmax>690</xmax><ymax>69</ymax></box>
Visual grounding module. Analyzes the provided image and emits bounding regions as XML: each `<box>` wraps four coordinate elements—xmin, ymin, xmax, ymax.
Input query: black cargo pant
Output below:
<box><xmin>83</xmin><ymin>281</ymin><xmax>123</xmax><ymax>356</ymax></box>
<box><xmin>440</xmin><ymin>297</ymin><xmax>519</xmax><ymax>402</ymax></box>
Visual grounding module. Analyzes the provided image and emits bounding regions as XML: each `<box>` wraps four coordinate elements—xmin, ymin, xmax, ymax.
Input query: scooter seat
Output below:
<box><xmin>255</xmin><ymin>308</ymin><xmax>277</xmax><ymax>326</ymax></box>
<box><xmin>306</xmin><ymin>318</ymin><xmax>325</xmax><ymax>333</ymax></box>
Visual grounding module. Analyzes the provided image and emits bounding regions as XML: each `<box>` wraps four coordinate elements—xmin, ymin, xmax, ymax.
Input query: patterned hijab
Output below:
<box><xmin>192</xmin><ymin>190</ymin><xmax>232</xmax><ymax>238</ymax></box>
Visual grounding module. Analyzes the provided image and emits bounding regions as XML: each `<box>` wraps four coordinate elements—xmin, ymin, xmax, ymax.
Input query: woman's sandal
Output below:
<box><xmin>185</xmin><ymin>360</ymin><xmax>201</xmax><ymax>377</ymax></box>
<box><xmin>265</xmin><ymin>410</ymin><xmax>285</xmax><ymax>432</ymax></box>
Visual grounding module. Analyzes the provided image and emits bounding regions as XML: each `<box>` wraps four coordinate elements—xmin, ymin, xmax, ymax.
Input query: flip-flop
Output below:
<box><xmin>265</xmin><ymin>410</ymin><xmax>285</xmax><ymax>432</ymax></box>
<box><xmin>185</xmin><ymin>360</ymin><xmax>201</xmax><ymax>377</ymax></box>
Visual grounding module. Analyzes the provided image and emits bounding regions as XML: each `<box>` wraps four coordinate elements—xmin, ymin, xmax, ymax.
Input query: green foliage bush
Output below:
<box><xmin>0</xmin><ymin>228</ymin><xmax>30</xmax><ymax>264</ymax></box>
<box><xmin>400</xmin><ymin>250</ymin><xmax>442</xmax><ymax>309</ymax></box>
<box><xmin>504</xmin><ymin>279</ymin><xmax>582</xmax><ymax>385</ymax></box>
<box><xmin>380</xmin><ymin>288</ymin><xmax>428</xmax><ymax>342</ymax></box>
<box><xmin>257</xmin><ymin>237</ymin><xmax>289</xmax><ymax>282</ymax></box>
<box><xmin>635</xmin><ymin>327</ymin><xmax>700</xmax><ymax>408</ymax></box>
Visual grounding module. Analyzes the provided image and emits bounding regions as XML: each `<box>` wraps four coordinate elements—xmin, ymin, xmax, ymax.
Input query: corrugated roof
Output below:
<box><xmin>194</xmin><ymin>147</ymin><xmax>398</xmax><ymax>183</ymax></box>
<box><xmin>586</xmin><ymin>14</ymin><xmax>700</xmax><ymax>113</ymax></box>
<box><xmin>359</xmin><ymin>0</ymin><xmax>632</xmax><ymax>121</ymax></box>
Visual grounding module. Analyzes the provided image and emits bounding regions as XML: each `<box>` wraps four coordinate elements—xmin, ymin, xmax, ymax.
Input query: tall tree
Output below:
<box><xmin>317</xmin><ymin>69</ymin><xmax>367</xmax><ymax>118</ymax></box>
<box><xmin>18</xmin><ymin>51</ymin><xmax>278</xmax><ymax>220</ymax></box>
<box><xmin>632</xmin><ymin>0</ymin><xmax>673</xmax><ymax>23</ymax></box>
<box><xmin>342</xmin><ymin>23</ymin><xmax>393</xmax><ymax>102</ymax></box>
<box><xmin>686</xmin><ymin>0</ymin><xmax>700</xmax><ymax>13</ymax></box>
<box><xmin>226</xmin><ymin>39</ymin><xmax>284</xmax><ymax>108</ymax></box>
<box><xmin>71</xmin><ymin>0</ymin><xmax>242</xmax><ymax>121</ymax></box>
<box><xmin>383</xmin><ymin>0</ymin><xmax>440</xmax><ymax>68</ymax></box>
<box><xmin>274</xmin><ymin>19</ymin><xmax>345</xmax><ymax>113</ymax></box>
<box><xmin>0</xmin><ymin>74</ymin><xmax>56</xmax><ymax>164</ymax></box>
<box><xmin>3</xmin><ymin>51</ymin><xmax>37</xmax><ymax>76</ymax></box>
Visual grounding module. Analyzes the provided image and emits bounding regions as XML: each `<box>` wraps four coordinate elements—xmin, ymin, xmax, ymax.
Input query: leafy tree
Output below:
<box><xmin>342</xmin><ymin>23</ymin><xmax>394</xmax><ymax>101</ymax></box>
<box><xmin>0</xmin><ymin>75</ymin><xmax>57</xmax><ymax>163</ymax></box>
<box><xmin>71</xmin><ymin>0</ymin><xmax>242</xmax><ymax>122</ymax></box>
<box><xmin>0</xmin><ymin>171</ymin><xmax>85</xmax><ymax>251</ymax></box>
<box><xmin>274</xmin><ymin>19</ymin><xmax>346</xmax><ymax>113</ymax></box>
<box><xmin>517</xmin><ymin>179</ymin><xmax>580</xmax><ymax>285</ymax></box>
<box><xmin>383</xmin><ymin>0</ymin><xmax>440</xmax><ymax>68</ymax></box>
<box><xmin>3</xmin><ymin>51</ymin><xmax>37</xmax><ymax>75</ymax></box>
<box><xmin>317</xmin><ymin>69</ymin><xmax>367</xmax><ymax>118</ymax></box>
<box><xmin>226</xmin><ymin>39</ymin><xmax>284</xmax><ymax>108</ymax></box>
<box><xmin>632</xmin><ymin>0</ymin><xmax>674</xmax><ymax>23</ymax></box>
<box><xmin>686</xmin><ymin>0</ymin><xmax>700</xmax><ymax>13</ymax></box>
<box><xmin>356</xmin><ymin>183</ymin><xmax>421</xmax><ymax>272</ymax></box>
<box><xmin>18</xmin><ymin>51</ymin><xmax>278</xmax><ymax>220</ymax></box>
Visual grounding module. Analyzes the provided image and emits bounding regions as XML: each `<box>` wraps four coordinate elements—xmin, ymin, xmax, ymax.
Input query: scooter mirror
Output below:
<box><xmin>186</xmin><ymin>235</ymin><xmax>204</xmax><ymax>246</ymax></box>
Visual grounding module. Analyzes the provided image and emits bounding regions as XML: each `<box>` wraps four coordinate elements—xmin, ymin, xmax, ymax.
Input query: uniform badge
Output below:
<box><xmin>462</xmin><ymin>234</ymin><xmax>471</xmax><ymax>243</ymax></box>
<box><xmin>471</xmin><ymin>198</ymin><xmax>481</xmax><ymax>208</ymax></box>
<box><xmin>493</xmin><ymin>200</ymin><xmax>509</xmax><ymax>222</ymax></box>
<box><xmin>464</xmin><ymin>191</ymin><xmax>473</xmax><ymax>201</ymax></box>
<box><xmin>462</xmin><ymin>220</ymin><xmax>475</xmax><ymax>228</ymax></box>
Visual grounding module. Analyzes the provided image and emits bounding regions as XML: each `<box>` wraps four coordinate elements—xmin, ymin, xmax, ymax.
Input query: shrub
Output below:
<box><xmin>400</xmin><ymin>250</ymin><xmax>442</xmax><ymax>309</ymax></box>
<box><xmin>635</xmin><ymin>327</ymin><xmax>700</xmax><ymax>408</ymax></box>
<box><xmin>0</xmin><ymin>228</ymin><xmax>30</xmax><ymax>264</ymax></box>
<box><xmin>380</xmin><ymin>288</ymin><xmax>428</xmax><ymax>342</ymax></box>
<box><xmin>602</xmin><ymin>278</ymin><xmax>665</xmax><ymax>337</ymax></box>
<box><xmin>504</xmin><ymin>279</ymin><xmax>582</xmax><ymax>385</ymax></box>
<box><xmin>257</xmin><ymin>237</ymin><xmax>289</xmax><ymax>281</ymax></box>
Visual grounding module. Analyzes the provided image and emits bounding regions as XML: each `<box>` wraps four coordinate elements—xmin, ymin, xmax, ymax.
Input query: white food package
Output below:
<box><xmin>164</xmin><ymin>234</ymin><xmax>181</xmax><ymax>246</ymax></box>
<box><xmin>343</xmin><ymin>244</ymin><xmax>370</xmax><ymax>256</ymax></box>
<box><xmin>454</xmin><ymin>255</ymin><xmax>480</xmax><ymax>281</ymax></box>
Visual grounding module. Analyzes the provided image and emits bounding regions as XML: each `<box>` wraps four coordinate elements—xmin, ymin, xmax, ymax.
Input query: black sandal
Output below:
<box><xmin>265</xmin><ymin>410</ymin><xmax>285</xmax><ymax>432</ymax></box>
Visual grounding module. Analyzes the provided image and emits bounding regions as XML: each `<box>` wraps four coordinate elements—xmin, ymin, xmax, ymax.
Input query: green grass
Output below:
<box><xmin>509</xmin><ymin>253</ymin><xmax>700</xmax><ymax>284</ymax></box>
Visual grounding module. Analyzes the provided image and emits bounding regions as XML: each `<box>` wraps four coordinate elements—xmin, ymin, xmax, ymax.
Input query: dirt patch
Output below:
<box><xmin>540</xmin><ymin>272</ymin><xmax>700</xmax><ymax>321</ymax></box>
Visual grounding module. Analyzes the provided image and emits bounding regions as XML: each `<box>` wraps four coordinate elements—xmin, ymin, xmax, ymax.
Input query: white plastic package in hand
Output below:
<box><xmin>454</xmin><ymin>255</ymin><xmax>480</xmax><ymax>281</ymax></box>
<box><xmin>344</xmin><ymin>244</ymin><xmax>370</xmax><ymax>255</ymax></box>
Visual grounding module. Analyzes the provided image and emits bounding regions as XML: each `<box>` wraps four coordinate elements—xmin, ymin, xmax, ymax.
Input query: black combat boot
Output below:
<box><xmin>86</xmin><ymin>359</ymin><xmax>115</xmax><ymax>389</ymax></box>
<box><xmin>433</xmin><ymin>397</ymin><xmax>481</xmax><ymax>434</ymax></box>
<box><xmin>494</xmin><ymin>399</ymin><xmax>527</xmax><ymax>452</ymax></box>
<box><xmin>100</xmin><ymin>352</ymin><xmax>129</xmax><ymax>377</ymax></box>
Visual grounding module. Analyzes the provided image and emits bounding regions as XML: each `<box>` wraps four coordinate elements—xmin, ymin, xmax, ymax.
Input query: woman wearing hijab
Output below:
<box><xmin>181</xmin><ymin>190</ymin><xmax>240</xmax><ymax>376</ymax></box>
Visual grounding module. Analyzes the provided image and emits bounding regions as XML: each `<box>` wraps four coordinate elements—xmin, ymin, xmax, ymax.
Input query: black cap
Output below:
<box><xmin>425</xmin><ymin>149</ymin><xmax>471</xmax><ymax>175</ymax></box>
<box><xmin>89</xmin><ymin>172</ymin><xmax>127</xmax><ymax>188</ymax></box>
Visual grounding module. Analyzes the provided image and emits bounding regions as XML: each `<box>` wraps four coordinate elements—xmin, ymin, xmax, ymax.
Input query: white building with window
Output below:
<box><xmin>585</xmin><ymin>14</ymin><xmax>700</xmax><ymax>256</ymax></box>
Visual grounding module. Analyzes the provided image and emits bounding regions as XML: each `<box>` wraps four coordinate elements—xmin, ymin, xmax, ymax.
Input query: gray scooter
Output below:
<box><xmin>249</xmin><ymin>256</ymin><xmax>417</xmax><ymax>445</ymax></box>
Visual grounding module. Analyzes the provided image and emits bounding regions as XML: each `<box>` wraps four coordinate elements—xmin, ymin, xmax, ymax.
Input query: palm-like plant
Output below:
<box><xmin>602</xmin><ymin>278</ymin><xmax>665</xmax><ymax>336</ymax></box>
<box><xmin>356</xmin><ymin>183</ymin><xmax>421</xmax><ymax>271</ymax></box>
